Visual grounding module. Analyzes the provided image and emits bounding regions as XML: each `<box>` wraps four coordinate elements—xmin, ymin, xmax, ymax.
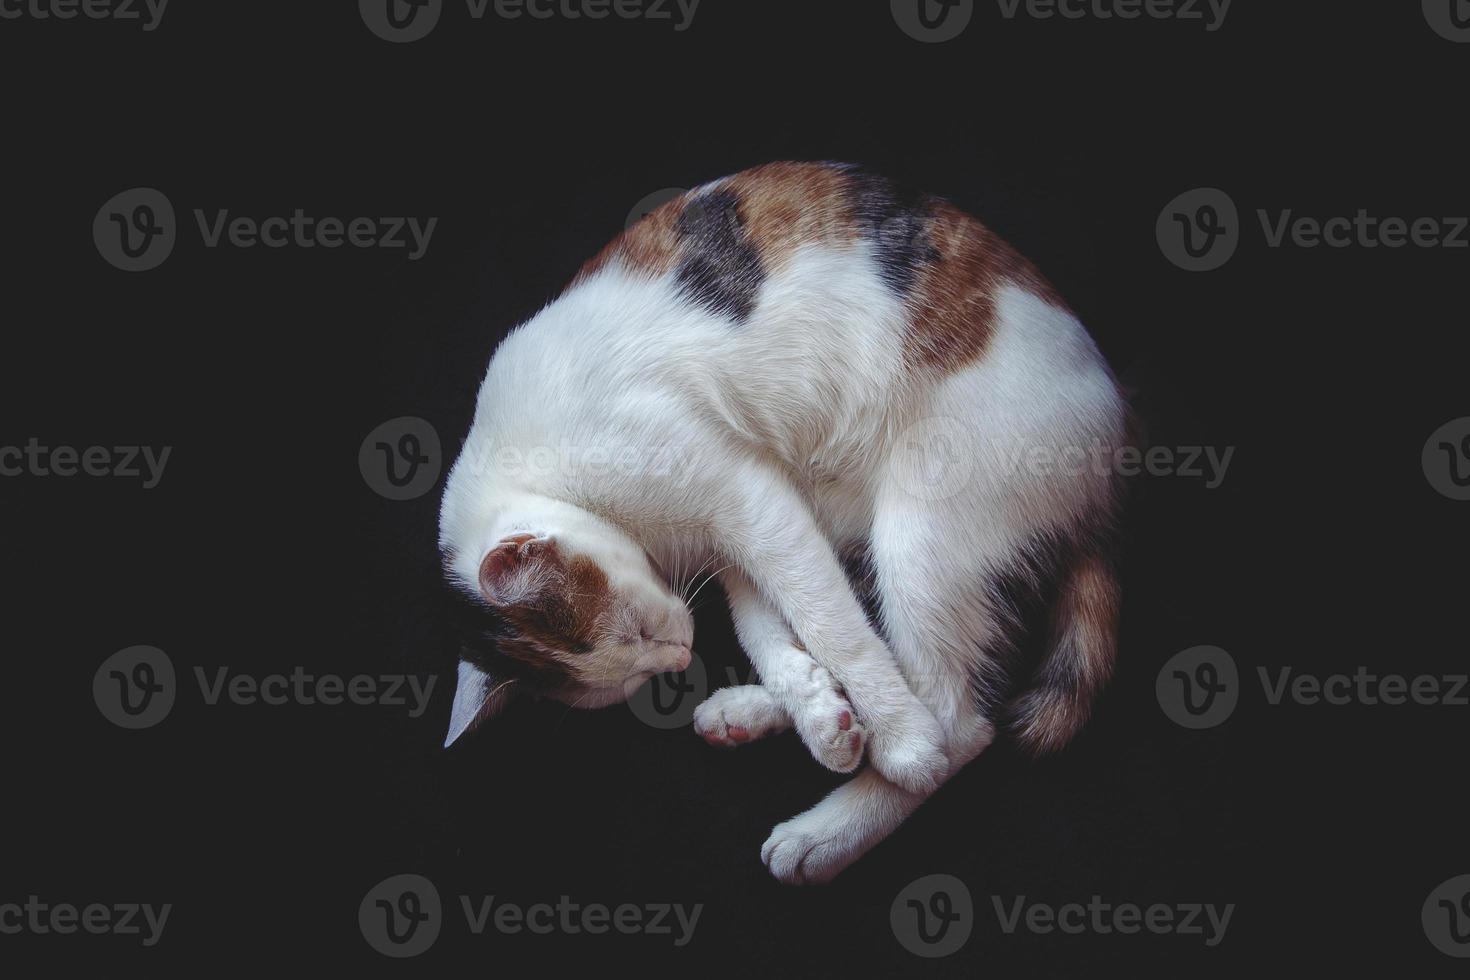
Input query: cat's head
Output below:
<box><xmin>440</xmin><ymin>501</ymin><xmax>694</xmax><ymax>746</ymax></box>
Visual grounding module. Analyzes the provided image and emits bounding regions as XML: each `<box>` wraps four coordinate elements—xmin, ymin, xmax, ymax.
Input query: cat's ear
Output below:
<box><xmin>478</xmin><ymin>532</ymin><xmax>561</xmax><ymax>606</ymax></box>
<box><xmin>444</xmin><ymin>659</ymin><xmax>516</xmax><ymax>748</ymax></box>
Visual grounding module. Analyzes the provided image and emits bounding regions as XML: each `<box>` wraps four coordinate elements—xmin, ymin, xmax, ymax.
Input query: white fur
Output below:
<box><xmin>441</xmin><ymin>213</ymin><xmax>1124</xmax><ymax>882</ymax></box>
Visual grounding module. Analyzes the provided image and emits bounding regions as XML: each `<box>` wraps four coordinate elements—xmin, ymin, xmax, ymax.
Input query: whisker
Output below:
<box><xmin>669</xmin><ymin>549</ymin><xmax>688</xmax><ymax>602</ymax></box>
<box><xmin>680</xmin><ymin>551</ymin><xmax>719</xmax><ymax>606</ymax></box>
<box><xmin>553</xmin><ymin>688</ymin><xmax>596</xmax><ymax>733</ymax></box>
<box><xmin>686</xmin><ymin>562</ymin><xmax>735</xmax><ymax>609</ymax></box>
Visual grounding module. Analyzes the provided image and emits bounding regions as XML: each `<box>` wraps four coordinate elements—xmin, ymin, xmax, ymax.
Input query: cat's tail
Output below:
<box><xmin>1008</xmin><ymin>545</ymin><xmax>1120</xmax><ymax>756</ymax></box>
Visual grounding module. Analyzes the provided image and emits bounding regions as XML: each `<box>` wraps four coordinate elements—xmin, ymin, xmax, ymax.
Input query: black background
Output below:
<box><xmin>2</xmin><ymin>1</ymin><xmax>1466</xmax><ymax>976</ymax></box>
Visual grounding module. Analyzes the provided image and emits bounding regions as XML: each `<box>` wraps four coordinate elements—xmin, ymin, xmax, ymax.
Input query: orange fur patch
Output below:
<box><xmin>722</xmin><ymin>162</ymin><xmax>860</xmax><ymax>273</ymax></box>
<box><xmin>905</xmin><ymin>201</ymin><xmax>1069</xmax><ymax>374</ymax></box>
<box><xmin>575</xmin><ymin>194</ymin><xmax>688</xmax><ymax>284</ymax></box>
<box><xmin>483</xmin><ymin>539</ymin><xmax>612</xmax><ymax>674</ymax></box>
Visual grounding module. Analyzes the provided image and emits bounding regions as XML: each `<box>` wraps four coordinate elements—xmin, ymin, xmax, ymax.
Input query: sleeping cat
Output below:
<box><xmin>439</xmin><ymin>161</ymin><xmax>1126</xmax><ymax>884</ymax></box>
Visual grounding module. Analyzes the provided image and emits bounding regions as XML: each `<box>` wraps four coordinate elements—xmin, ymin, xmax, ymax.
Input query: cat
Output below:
<box><xmin>438</xmin><ymin>161</ymin><xmax>1126</xmax><ymax>884</ymax></box>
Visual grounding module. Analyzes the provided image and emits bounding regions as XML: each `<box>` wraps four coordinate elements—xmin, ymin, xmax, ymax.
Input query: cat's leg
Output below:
<box><xmin>761</xmin><ymin>480</ymin><xmax>1019</xmax><ymax>884</ymax></box>
<box><xmin>713</xmin><ymin>469</ymin><xmax>948</xmax><ymax>794</ymax></box>
<box><xmin>693</xmin><ymin>569</ymin><xmax>864</xmax><ymax>773</ymax></box>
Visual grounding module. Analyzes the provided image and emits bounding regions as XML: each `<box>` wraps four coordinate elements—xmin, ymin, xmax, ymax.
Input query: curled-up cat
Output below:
<box><xmin>439</xmin><ymin>162</ymin><xmax>1127</xmax><ymax>884</ymax></box>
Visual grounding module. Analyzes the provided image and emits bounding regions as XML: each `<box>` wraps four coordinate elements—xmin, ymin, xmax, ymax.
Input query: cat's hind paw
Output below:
<box><xmin>693</xmin><ymin>685</ymin><xmax>791</xmax><ymax>748</ymax></box>
<box><xmin>761</xmin><ymin>811</ymin><xmax>862</xmax><ymax>885</ymax></box>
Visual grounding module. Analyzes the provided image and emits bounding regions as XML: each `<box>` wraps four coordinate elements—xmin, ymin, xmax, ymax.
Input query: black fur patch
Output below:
<box><xmin>442</xmin><ymin>579</ymin><xmax>573</xmax><ymax>692</ymax></box>
<box><xmin>839</xmin><ymin>543</ymin><xmax>885</xmax><ymax>640</ymax></box>
<box><xmin>965</xmin><ymin>534</ymin><xmax>1070</xmax><ymax>720</ymax></box>
<box><xmin>845</xmin><ymin>170</ymin><xmax>941</xmax><ymax>296</ymax></box>
<box><xmin>674</xmin><ymin>189</ymin><xmax>765</xmax><ymax>322</ymax></box>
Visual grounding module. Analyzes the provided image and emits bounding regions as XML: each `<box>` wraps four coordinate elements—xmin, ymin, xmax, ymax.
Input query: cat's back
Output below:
<box><xmin>542</xmin><ymin>163</ymin><xmax>1108</xmax><ymax>479</ymax></box>
<box><xmin>569</xmin><ymin>161</ymin><xmax>1076</xmax><ymax>381</ymax></box>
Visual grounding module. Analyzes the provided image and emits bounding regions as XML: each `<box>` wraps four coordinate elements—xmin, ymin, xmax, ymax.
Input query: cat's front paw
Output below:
<box><xmin>864</xmin><ymin>700</ymin><xmax>948</xmax><ymax>795</ymax></box>
<box><xmin>787</xmin><ymin>662</ymin><xmax>866</xmax><ymax>775</ymax></box>
<box><xmin>693</xmin><ymin>685</ymin><xmax>791</xmax><ymax>748</ymax></box>
<box><xmin>761</xmin><ymin>811</ymin><xmax>863</xmax><ymax>885</ymax></box>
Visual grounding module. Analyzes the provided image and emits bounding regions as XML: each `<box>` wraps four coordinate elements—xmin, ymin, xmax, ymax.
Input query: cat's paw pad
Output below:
<box><xmin>693</xmin><ymin>685</ymin><xmax>790</xmax><ymax>748</ymax></box>
<box><xmin>760</xmin><ymin>812</ymin><xmax>862</xmax><ymax>885</ymax></box>
<box><xmin>789</xmin><ymin>664</ymin><xmax>866</xmax><ymax>774</ymax></box>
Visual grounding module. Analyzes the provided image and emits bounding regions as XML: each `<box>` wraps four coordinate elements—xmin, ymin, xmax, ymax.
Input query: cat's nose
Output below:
<box><xmin>671</xmin><ymin>645</ymin><xmax>692</xmax><ymax>672</ymax></box>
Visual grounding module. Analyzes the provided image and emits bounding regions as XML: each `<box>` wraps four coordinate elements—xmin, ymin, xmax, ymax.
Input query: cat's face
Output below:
<box><xmin>466</xmin><ymin>526</ymin><xmax>694</xmax><ymax>710</ymax></box>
